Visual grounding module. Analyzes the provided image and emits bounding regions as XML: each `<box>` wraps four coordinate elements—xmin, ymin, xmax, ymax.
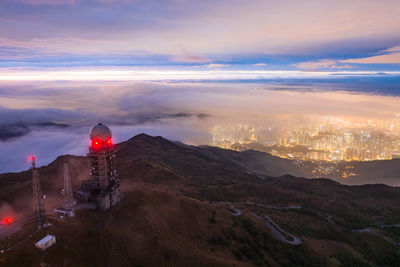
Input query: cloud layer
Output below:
<box><xmin>0</xmin><ymin>0</ymin><xmax>399</xmax><ymax>70</ymax></box>
<box><xmin>2</xmin><ymin>79</ymin><xmax>400</xmax><ymax>173</ymax></box>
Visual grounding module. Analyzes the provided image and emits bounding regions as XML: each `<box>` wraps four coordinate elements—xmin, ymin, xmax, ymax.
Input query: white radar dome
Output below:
<box><xmin>90</xmin><ymin>123</ymin><xmax>112</xmax><ymax>142</ymax></box>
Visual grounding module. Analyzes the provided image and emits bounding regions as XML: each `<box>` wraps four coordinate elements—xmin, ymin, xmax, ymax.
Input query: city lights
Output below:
<box><xmin>211</xmin><ymin>117</ymin><xmax>400</xmax><ymax>163</ymax></box>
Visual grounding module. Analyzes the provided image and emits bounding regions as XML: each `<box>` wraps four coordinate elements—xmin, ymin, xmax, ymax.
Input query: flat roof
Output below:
<box><xmin>36</xmin><ymin>234</ymin><xmax>55</xmax><ymax>245</ymax></box>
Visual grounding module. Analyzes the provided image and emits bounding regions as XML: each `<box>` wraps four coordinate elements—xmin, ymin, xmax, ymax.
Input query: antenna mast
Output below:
<box><xmin>63</xmin><ymin>163</ymin><xmax>76</xmax><ymax>210</ymax></box>
<box><xmin>31</xmin><ymin>157</ymin><xmax>50</xmax><ymax>230</ymax></box>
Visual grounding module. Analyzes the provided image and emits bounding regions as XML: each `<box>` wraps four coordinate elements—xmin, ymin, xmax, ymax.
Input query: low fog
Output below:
<box><xmin>1</xmin><ymin>80</ymin><xmax>400</xmax><ymax>173</ymax></box>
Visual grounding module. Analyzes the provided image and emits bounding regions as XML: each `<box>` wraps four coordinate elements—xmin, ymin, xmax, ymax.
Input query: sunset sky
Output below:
<box><xmin>0</xmin><ymin>0</ymin><xmax>400</xmax><ymax>72</ymax></box>
<box><xmin>1</xmin><ymin>0</ymin><xmax>400</xmax><ymax>172</ymax></box>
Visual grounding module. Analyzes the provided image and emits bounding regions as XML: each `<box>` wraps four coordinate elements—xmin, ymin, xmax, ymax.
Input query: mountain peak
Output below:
<box><xmin>125</xmin><ymin>133</ymin><xmax>170</xmax><ymax>144</ymax></box>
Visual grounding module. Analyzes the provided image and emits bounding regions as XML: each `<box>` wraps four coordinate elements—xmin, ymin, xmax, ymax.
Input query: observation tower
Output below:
<box><xmin>74</xmin><ymin>123</ymin><xmax>122</xmax><ymax>210</ymax></box>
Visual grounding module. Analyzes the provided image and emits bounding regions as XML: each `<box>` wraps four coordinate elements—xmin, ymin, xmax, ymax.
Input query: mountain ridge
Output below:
<box><xmin>1</xmin><ymin>133</ymin><xmax>400</xmax><ymax>266</ymax></box>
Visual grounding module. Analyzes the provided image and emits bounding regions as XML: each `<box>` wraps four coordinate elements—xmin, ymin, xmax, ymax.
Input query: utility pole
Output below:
<box><xmin>31</xmin><ymin>157</ymin><xmax>50</xmax><ymax>230</ymax></box>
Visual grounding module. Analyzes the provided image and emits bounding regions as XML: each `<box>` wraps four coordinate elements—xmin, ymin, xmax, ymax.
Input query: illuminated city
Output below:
<box><xmin>211</xmin><ymin>116</ymin><xmax>400</xmax><ymax>162</ymax></box>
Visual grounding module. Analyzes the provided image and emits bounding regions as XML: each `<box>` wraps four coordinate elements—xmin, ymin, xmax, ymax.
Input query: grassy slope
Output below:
<box><xmin>1</xmin><ymin>134</ymin><xmax>400</xmax><ymax>266</ymax></box>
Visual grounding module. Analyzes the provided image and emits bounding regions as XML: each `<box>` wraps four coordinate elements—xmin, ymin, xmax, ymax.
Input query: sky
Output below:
<box><xmin>0</xmin><ymin>0</ymin><xmax>400</xmax><ymax>71</ymax></box>
<box><xmin>1</xmin><ymin>0</ymin><xmax>400</xmax><ymax>172</ymax></box>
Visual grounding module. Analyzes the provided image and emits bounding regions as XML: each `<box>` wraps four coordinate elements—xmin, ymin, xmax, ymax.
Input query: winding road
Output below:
<box><xmin>207</xmin><ymin>200</ymin><xmax>303</xmax><ymax>245</ymax></box>
<box><xmin>252</xmin><ymin>213</ymin><xmax>303</xmax><ymax>245</ymax></box>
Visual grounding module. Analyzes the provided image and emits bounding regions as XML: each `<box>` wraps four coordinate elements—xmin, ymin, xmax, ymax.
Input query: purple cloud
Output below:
<box><xmin>15</xmin><ymin>0</ymin><xmax>79</xmax><ymax>5</ymax></box>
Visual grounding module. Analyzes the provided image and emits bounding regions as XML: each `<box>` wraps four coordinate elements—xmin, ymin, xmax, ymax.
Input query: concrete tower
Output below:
<box><xmin>74</xmin><ymin>123</ymin><xmax>122</xmax><ymax>210</ymax></box>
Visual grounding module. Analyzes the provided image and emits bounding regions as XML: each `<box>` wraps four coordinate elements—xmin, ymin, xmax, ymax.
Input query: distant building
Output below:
<box><xmin>392</xmin><ymin>152</ymin><xmax>400</xmax><ymax>159</ymax></box>
<box><xmin>74</xmin><ymin>123</ymin><xmax>122</xmax><ymax>210</ymax></box>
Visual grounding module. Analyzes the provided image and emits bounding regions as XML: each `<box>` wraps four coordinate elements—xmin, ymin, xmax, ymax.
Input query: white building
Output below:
<box><xmin>34</xmin><ymin>234</ymin><xmax>56</xmax><ymax>251</ymax></box>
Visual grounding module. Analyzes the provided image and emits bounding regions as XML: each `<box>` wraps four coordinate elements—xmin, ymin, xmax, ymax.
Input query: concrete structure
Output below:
<box><xmin>74</xmin><ymin>123</ymin><xmax>122</xmax><ymax>210</ymax></box>
<box><xmin>31</xmin><ymin>157</ymin><xmax>51</xmax><ymax>230</ymax></box>
<box><xmin>35</xmin><ymin>234</ymin><xmax>56</xmax><ymax>251</ymax></box>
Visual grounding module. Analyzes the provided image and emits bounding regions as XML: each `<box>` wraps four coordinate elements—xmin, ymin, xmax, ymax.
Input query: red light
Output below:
<box><xmin>28</xmin><ymin>156</ymin><xmax>35</xmax><ymax>161</ymax></box>
<box><xmin>92</xmin><ymin>139</ymin><xmax>101</xmax><ymax>149</ymax></box>
<box><xmin>1</xmin><ymin>216</ymin><xmax>14</xmax><ymax>225</ymax></box>
<box><xmin>107</xmin><ymin>139</ymin><xmax>112</xmax><ymax>145</ymax></box>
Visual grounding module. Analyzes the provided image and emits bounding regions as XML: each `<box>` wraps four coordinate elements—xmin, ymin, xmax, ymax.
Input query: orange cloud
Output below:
<box><xmin>170</xmin><ymin>55</ymin><xmax>211</xmax><ymax>63</ymax></box>
<box><xmin>295</xmin><ymin>59</ymin><xmax>353</xmax><ymax>70</ymax></box>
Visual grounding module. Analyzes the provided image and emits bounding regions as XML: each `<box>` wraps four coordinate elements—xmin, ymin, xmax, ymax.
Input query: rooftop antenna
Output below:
<box><xmin>31</xmin><ymin>156</ymin><xmax>50</xmax><ymax>230</ymax></box>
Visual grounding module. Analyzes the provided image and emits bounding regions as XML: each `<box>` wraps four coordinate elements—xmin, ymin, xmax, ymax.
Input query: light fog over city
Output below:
<box><xmin>2</xmin><ymin>77</ymin><xmax>400</xmax><ymax>173</ymax></box>
<box><xmin>212</xmin><ymin>116</ymin><xmax>400</xmax><ymax>162</ymax></box>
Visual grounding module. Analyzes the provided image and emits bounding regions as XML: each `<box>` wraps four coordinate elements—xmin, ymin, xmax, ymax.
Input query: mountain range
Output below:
<box><xmin>1</xmin><ymin>134</ymin><xmax>400</xmax><ymax>266</ymax></box>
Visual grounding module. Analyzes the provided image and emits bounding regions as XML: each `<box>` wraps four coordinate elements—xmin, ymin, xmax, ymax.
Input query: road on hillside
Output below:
<box><xmin>207</xmin><ymin>200</ymin><xmax>302</xmax><ymax>245</ymax></box>
<box><xmin>251</xmin><ymin>213</ymin><xmax>303</xmax><ymax>245</ymax></box>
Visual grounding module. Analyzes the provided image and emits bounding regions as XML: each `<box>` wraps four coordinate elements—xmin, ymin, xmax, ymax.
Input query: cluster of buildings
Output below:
<box><xmin>211</xmin><ymin>118</ymin><xmax>400</xmax><ymax>162</ymax></box>
<box><xmin>277</xmin><ymin>127</ymin><xmax>396</xmax><ymax>161</ymax></box>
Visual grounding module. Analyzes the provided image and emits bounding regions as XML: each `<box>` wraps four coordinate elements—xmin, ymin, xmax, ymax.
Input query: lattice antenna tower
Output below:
<box><xmin>31</xmin><ymin>157</ymin><xmax>50</xmax><ymax>230</ymax></box>
<box><xmin>63</xmin><ymin>163</ymin><xmax>76</xmax><ymax>209</ymax></box>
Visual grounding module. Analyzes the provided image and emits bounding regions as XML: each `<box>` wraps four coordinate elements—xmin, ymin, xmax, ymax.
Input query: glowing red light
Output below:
<box><xmin>92</xmin><ymin>139</ymin><xmax>101</xmax><ymax>149</ymax></box>
<box><xmin>1</xmin><ymin>216</ymin><xmax>14</xmax><ymax>225</ymax></box>
<box><xmin>28</xmin><ymin>156</ymin><xmax>35</xmax><ymax>162</ymax></box>
<box><xmin>107</xmin><ymin>139</ymin><xmax>112</xmax><ymax>145</ymax></box>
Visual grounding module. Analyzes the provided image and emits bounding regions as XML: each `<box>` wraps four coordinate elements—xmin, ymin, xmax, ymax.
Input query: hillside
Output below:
<box><xmin>1</xmin><ymin>134</ymin><xmax>400</xmax><ymax>266</ymax></box>
<box><xmin>197</xmin><ymin>145</ymin><xmax>400</xmax><ymax>186</ymax></box>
